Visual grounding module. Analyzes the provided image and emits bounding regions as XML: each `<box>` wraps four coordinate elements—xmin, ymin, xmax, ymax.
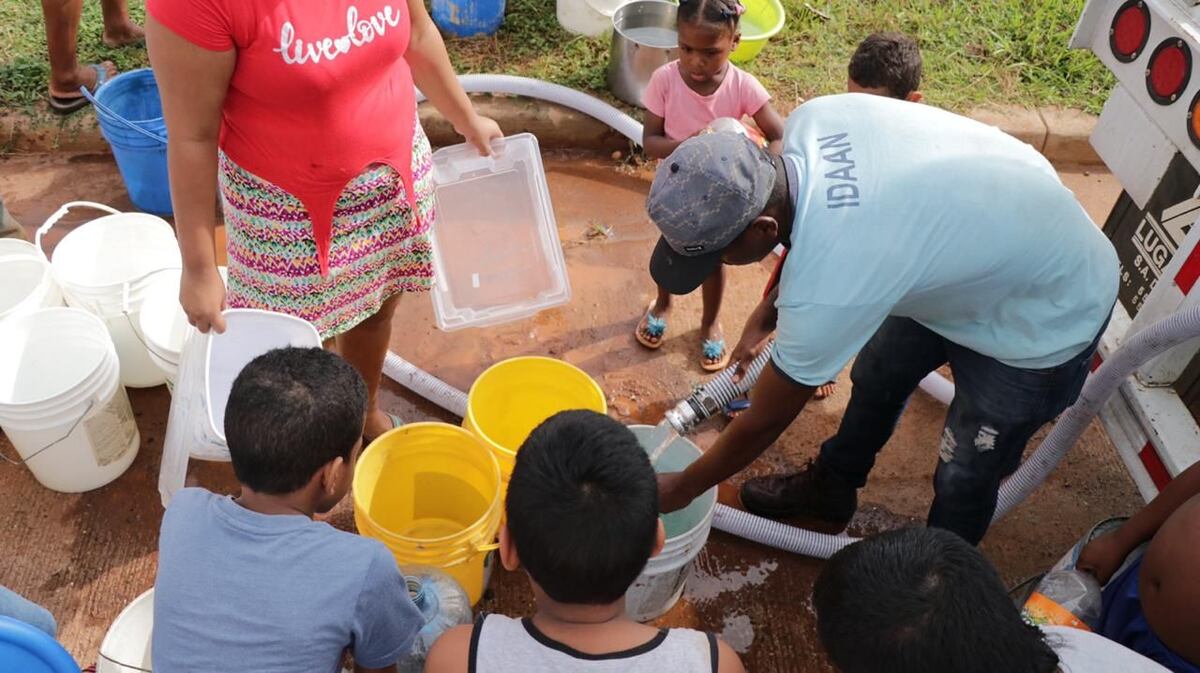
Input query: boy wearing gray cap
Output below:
<box><xmin>650</xmin><ymin>93</ymin><xmax>1117</xmax><ymax>545</ymax></box>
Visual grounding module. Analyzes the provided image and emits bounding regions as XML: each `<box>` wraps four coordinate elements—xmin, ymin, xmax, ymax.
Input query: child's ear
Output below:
<box><xmin>732</xmin><ymin>31</ymin><xmax>741</xmax><ymax>49</ymax></box>
<box><xmin>906</xmin><ymin>91</ymin><xmax>924</xmax><ymax>103</ymax></box>
<box><xmin>498</xmin><ymin>524</ymin><xmax>521</xmax><ymax>571</ymax></box>
<box><xmin>649</xmin><ymin>519</ymin><xmax>667</xmax><ymax>559</ymax></box>
<box><xmin>321</xmin><ymin>456</ymin><xmax>346</xmax><ymax>496</ymax></box>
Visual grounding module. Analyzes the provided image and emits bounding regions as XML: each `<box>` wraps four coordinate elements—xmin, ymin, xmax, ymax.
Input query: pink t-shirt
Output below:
<box><xmin>642</xmin><ymin>61</ymin><xmax>771</xmax><ymax>141</ymax></box>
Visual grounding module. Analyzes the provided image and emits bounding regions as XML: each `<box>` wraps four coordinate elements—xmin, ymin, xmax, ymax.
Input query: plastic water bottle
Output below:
<box><xmin>395</xmin><ymin>569</ymin><xmax>474</xmax><ymax>673</ymax></box>
<box><xmin>1022</xmin><ymin>569</ymin><xmax>1103</xmax><ymax>631</ymax></box>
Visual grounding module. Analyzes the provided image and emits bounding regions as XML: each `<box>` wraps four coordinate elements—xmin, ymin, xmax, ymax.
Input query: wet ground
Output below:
<box><xmin>0</xmin><ymin>151</ymin><xmax>1138</xmax><ymax>671</ymax></box>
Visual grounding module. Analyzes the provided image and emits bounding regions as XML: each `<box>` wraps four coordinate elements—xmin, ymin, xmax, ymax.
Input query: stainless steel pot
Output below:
<box><xmin>607</xmin><ymin>0</ymin><xmax>678</xmax><ymax>107</ymax></box>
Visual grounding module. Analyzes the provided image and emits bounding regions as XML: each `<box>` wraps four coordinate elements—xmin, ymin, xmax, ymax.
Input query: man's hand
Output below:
<box><xmin>731</xmin><ymin>295</ymin><xmax>778</xmax><ymax>382</ymax></box>
<box><xmin>1076</xmin><ymin>530</ymin><xmax>1134</xmax><ymax>585</ymax></box>
<box><xmin>658</xmin><ymin>471</ymin><xmax>695</xmax><ymax>514</ymax></box>
<box><xmin>730</xmin><ymin>320</ymin><xmax>773</xmax><ymax>383</ymax></box>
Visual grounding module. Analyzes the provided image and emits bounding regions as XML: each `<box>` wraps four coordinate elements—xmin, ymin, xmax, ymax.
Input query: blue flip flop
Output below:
<box><xmin>635</xmin><ymin>303</ymin><xmax>668</xmax><ymax>349</ymax></box>
<box><xmin>701</xmin><ymin>338</ymin><xmax>731</xmax><ymax>372</ymax></box>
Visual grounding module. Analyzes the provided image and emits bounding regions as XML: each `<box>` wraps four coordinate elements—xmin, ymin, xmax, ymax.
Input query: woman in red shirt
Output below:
<box><xmin>147</xmin><ymin>0</ymin><xmax>501</xmax><ymax>440</ymax></box>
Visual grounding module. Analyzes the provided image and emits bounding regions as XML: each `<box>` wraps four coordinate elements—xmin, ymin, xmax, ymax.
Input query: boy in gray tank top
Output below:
<box><xmin>425</xmin><ymin>410</ymin><xmax>745</xmax><ymax>673</ymax></box>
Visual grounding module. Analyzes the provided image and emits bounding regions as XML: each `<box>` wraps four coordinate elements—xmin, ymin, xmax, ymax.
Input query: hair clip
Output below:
<box><xmin>734</xmin><ymin>2</ymin><xmax>745</xmax><ymax>15</ymax></box>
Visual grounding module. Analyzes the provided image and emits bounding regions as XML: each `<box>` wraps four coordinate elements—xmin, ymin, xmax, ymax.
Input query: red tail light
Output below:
<box><xmin>1111</xmin><ymin>0</ymin><xmax>1151</xmax><ymax>63</ymax></box>
<box><xmin>1146</xmin><ymin>38</ymin><xmax>1191</xmax><ymax>104</ymax></box>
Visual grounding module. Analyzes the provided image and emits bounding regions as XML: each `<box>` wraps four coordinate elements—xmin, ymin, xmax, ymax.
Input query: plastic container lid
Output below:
<box><xmin>429</xmin><ymin>133</ymin><xmax>571</xmax><ymax>331</ymax></box>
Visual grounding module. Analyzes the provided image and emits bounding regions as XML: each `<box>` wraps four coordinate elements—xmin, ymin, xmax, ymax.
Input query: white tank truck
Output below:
<box><xmin>1070</xmin><ymin>0</ymin><xmax>1200</xmax><ymax>501</ymax></box>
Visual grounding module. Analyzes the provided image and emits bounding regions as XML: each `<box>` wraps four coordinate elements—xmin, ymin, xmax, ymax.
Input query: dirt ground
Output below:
<box><xmin>0</xmin><ymin>151</ymin><xmax>1139</xmax><ymax>672</ymax></box>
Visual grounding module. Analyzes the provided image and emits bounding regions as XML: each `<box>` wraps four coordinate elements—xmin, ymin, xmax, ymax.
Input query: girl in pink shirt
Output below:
<box><xmin>147</xmin><ymin>0</ymin><xmax>501</xmax><ymax>441</ymax></box>
<box><xmin>636</xmin><ymin>0</ymin><xmax>784</xmax><ymax>371</ymax></box>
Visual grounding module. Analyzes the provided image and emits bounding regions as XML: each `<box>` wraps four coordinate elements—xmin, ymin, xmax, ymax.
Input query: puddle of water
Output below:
<box><xmin>685</xmin><ymin>559</ymin><xmax>778</xmax><ymax>604</ymax></box>
<box><xmin>720</xmin><ymin>613</ymin><xmax>755</xmax><ymax>654</ymax></box>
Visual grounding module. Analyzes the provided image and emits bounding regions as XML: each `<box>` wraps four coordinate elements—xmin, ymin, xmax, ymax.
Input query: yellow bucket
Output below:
<box><xmin>729</xmin><ymin>0</ymin><xmax>785</xmax><ymax>63</ymax></box>
<box><xmin>352</xmin><ymin>422</ymin><xmax>502</xmax><ymax>604</ymax></box>
<box><xmin>464</xmin><ymin>356</ymin><xmax>607</xmax><ymax>484</ymax></box>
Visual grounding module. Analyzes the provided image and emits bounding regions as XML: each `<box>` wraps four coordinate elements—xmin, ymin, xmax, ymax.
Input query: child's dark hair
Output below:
<box><xmin>848</xmin><ymin>32</ymin><xmax>923</xmax><ymax>100</ymax></box>
<box><xmin>224</xmin><ymin>347</ymin><xmax>367</xmax><ymax>494</ymax></box>
<box><xmin>678</xmin><ymin>0</ymin><xmax>743</xmax><ymax>32</ymax></box>
<box><xmin>813</xmin><ymin>527</ymin><xmax>1060</xmax><ymax>673</ymax></box>
<box><xmin>506</xmin><ymin>410</ymin><xmax>659</xmax><ymax>605</ymax></box>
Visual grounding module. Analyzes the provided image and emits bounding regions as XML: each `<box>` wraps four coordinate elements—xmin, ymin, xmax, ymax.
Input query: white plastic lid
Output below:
<box><xmin>429</xmin><ymin>133</ymin><xmax>571</xmax><ymax>331</ymax></box>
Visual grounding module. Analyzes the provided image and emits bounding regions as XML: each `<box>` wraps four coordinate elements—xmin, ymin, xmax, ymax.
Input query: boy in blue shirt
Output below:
<box><xmin>153</xmin><ymin>347</ymin><xmax>422</xmax><ymax>673</ymax></box>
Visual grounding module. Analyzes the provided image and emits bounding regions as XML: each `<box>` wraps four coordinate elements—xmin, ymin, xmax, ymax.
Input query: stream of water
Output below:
<box><xmin>646</xmin><ymin>420</ymin><xmax>678</xmax><ymax>467</ymax></box>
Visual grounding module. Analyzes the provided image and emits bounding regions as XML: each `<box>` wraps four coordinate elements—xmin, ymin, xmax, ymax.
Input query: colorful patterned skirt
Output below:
<box><xmin>219</xmin><ymin>124</ymin><xmax>435</xmax><ymax>340</ymax></box>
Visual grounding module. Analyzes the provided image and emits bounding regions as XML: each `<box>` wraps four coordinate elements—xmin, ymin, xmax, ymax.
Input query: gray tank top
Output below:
<box><xmin>469</xmin><ymin>614</ymin><xmax>718</xmax><ymax>673</ymax></box>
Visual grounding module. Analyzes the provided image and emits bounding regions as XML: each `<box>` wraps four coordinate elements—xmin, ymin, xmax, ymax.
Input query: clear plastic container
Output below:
<box><xmin>396</xmin><ymin>569</ymin><xmax>474</xmax><ymax>673</ymax></box>
<box><xmin>429</xmin><ymin>133</ymin><xmax>571</xmax><ymax>331</ymax></box>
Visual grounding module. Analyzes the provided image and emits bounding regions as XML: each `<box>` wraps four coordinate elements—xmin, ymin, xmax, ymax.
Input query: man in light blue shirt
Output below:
<box><xmin>651</xmin><ymin>94</ymin><xmax>1117</xmax><ymax>543</ymax></box>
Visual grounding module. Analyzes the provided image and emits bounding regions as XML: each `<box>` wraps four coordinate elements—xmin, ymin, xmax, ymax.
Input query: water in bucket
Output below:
<box><xmin>626</xmin><ymin>425</ymin><xmax>716</xmax><ymax>621</ymax></box>
<box><xmin>353</xmin><ymin>423</ymin><xmax>502</xmax><ymax>605</ymax></box>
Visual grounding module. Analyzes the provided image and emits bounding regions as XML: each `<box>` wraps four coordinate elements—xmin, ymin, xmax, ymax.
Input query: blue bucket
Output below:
<box><xmin>432</xmin><ymin>0</ymin><xmax>506</xmax><ymax>37</ymax></box>
<box><xmin>82</xmin><ymin>69</ymin><xmax>172</xmax><ymax>215</ymax></box>
<box><xmin>0</xmin><ymin>617</ymin><xmax>80</xmax><ymax>673</ymax></box>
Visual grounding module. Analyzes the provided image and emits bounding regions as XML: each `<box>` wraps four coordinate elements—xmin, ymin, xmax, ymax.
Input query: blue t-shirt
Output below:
<box><xmin>152</xmin><ymin>488</ymin><xmax>422</xmax><ymax>673</ymax></box>
<box><xmin>772</xmin><ymin>94</ymin><xmax>1118</xmax><ymax>386</ymax></box>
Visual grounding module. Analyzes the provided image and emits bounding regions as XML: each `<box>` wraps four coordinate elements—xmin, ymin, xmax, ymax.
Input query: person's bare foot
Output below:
<box><xmin>49</xmin><ymin>61</ymin><xmax>117</xmax><ymax>98</ymax></box>
<box><xmin>103</xmin><ymin>20</ymin><xmax>145</xmax><ymax>48</ymax></box>
<box><xmin>814</xmin><ymin>381</ymin><xmax>837</xmax><ymax>400</ymax></box>
<box><xmin>363</xmin><ymin>408</ymin><xmax>399</xmax><ymax>443</ymax></box>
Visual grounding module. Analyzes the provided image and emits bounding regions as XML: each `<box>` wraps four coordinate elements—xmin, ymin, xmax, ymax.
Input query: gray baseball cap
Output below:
<box><xmin>647</xmin><ymin>133</ymin><xmax>777</xmax><ymax>295</ymax></box>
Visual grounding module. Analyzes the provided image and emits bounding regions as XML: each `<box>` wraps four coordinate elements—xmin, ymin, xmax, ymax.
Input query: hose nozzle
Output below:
<box><xmin>664</xmin><ymin>343</ymin><xmax>775</xmax><ymax>435</ymax></box>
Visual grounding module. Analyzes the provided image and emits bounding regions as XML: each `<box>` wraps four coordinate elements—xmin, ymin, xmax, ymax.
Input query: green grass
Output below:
<box><xmin>0</xmin><ymin>0</ymin><xmax>1112</xmax><ymax>113</ymax></box>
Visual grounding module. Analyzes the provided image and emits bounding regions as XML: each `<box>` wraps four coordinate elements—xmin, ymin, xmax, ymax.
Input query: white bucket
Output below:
<box><xmin>0</xmin><ymin>308</ymin><xmax>140</xmax><ymax>493</ymax></box>
<box><xmin>0</xmin><ymin>238</ymin><xmax>39</xmax><ymax>259</ymax></box>
<box><xmin>36</xmin><ymin>202</ymin><xmax>181</xmax><ymax>389</ymax></box>
<box><xmin>158</xmin><ymin>309</ymin><xmax>322</xmax><ymax>505</ymax></box>
<box><xmin>0</xmin><ymin>255</ymin><xmax>62</xmax><ymax>323</ymax></box>
<box><xmin>137</xmin><ymin>275</ymin><xmax>188</xmax><ymax>390</ymax></box>
<box><xmin>625</xmin><ymin>425</ymin><xmax>717</xmax><ymax>622</ymax></box>
<box><xmin>98</xmin><ymin>589</ymin><xmax>153</xmax><ymax>673</ymax></box>
<box><xmin>205</xmin><ymin>310</ymin><xmax>323</xmax><ymax>443</ymax></box>
<box><xmin>557</xmin><ymin>0</ymin><xmax>623</xmax><ymax>36</ymax></box>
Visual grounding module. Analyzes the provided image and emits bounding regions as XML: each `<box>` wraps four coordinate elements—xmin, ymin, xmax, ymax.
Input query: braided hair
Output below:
<box><xmin>677</xmin><ymin>0</ymin><xmax>743</xmax><ymax>32</ymax></box>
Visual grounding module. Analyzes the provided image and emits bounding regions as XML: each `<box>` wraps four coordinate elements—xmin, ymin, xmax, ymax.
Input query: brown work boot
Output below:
<box><xmin>739</xmin><ymin>459</ymin><xmax>858</xmax><ymax>531</ymax></box>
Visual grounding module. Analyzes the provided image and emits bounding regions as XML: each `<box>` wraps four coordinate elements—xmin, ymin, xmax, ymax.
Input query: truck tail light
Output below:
<box><xmin>1188</xmin><ymin>89</ymin><xmax>1200</xmax><ymax>148</ymax></box>
<box><xmin>1146</xmin><ymin>38</ymin><xmax>1191</xmax><ymax>104</ymax></box>
<box><xmin>1111</xmin><ymin>0</ymin><xmax>1150</xmax><ymax>63</ymax></box>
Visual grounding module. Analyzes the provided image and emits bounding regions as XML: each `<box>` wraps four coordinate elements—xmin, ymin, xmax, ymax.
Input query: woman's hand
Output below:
<box><xmin>458</xmin><ymin>115</ymin><xmax>503</xmax><ymax>157</ymax></box>
<box><xmin>181</xmin><ymin>265</ymin><xmax>227</xmax><ymax>334</ymax></box>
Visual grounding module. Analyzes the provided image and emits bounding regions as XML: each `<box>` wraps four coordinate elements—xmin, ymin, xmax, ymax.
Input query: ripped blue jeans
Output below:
<box><xmin>819</xmin><ymin>316</ymin><xmax>1104</xmax><ymax>545</ymax></box>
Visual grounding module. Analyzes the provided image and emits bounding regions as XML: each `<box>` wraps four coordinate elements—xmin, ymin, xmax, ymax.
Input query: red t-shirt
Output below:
<box><xmin>148</xmin><ymin>0</ymin><xmax>419</xmax><ymax>275</ymax></box>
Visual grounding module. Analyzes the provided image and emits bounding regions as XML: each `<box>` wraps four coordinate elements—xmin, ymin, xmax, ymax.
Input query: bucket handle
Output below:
<box><xmin>97</xmin><ymin>650</ymin><xmax>152</xmax><ymax>673</ymax></box>
<box><xmin>34</xmin><ymin>201</ymin><xmax>121</xmax><ymax>262</ymax></box>
<box><xmin>79</xmin><ymin>85</ymin><xmax>169</xmax><ymax>146</ymax></box>
<box><xmin>430</xmin><ymin>540</ymin><xmax>501</xmax><ymax>569</ymax></box>
<box><xmin>0</xmin><ymin>399</ymin><xmax>95</xmax><ymax>467</ymax></box>
<box><xmin>118</xmin><ymin>270</ymin><xmax>180</xmax><ymax>353</ymax></box>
